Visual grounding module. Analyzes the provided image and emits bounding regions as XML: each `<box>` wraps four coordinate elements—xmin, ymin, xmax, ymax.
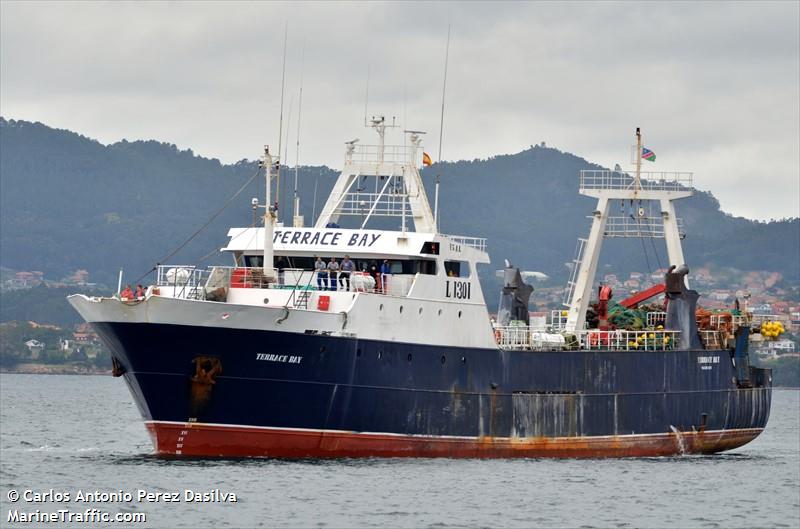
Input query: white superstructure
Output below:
<box><xmin>71</xmin><ymin>118</ymin><xmax>496</xmax><ymax>350</ymax></box>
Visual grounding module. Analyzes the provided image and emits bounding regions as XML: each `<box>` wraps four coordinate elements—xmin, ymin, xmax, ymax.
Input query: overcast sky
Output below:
<box><xmin>2</xmin><ymin>1</ymin><xmax>798</xmax><ymax>221</ymax></box>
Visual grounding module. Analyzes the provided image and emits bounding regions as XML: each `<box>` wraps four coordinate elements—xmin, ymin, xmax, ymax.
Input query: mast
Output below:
<box><xmin>293</xmin><ymin>40</ymin><xmax>305</xmax><ymax>227</ymax></box>
<box><xmin>434</xmin><ymin>176</ymin><xmax>440</xmax><ymax>233</ymax></box>
<box><xmin>635</xmin><ymin>127</ymin><xmax>642</xmax><ymax>195</ymax></box>
<box><xmin>282</xmin><ymin>95</ymin><xmax>293</xmax><ymax>224</ymax></box>
<box><xmin>275</xmin><ymin>22</ymin><xmax>288</xmax><ymax>220</ymax></box>
<box><xmin>262</xmin><ymin>146</ymin><xmax>276</xmax><ymax>280</ymax></box>
<box><xmin>434</xmin><ymin>25</ymin><xmax>451</xmax><ymax>234</ymax></box>
<box><xmin>258</xmin><ymin>23</ymin><xmax>288</xmax><ymax>280</ymax></box>
<box><xmin>437</xmin><ymin>25</ymin><xmax>450</xmax><ymax>166</ymax></box>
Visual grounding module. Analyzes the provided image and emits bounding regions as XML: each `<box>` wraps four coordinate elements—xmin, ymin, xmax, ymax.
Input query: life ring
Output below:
<box><xmin>494</xmin><ymin>329</ymin><xmax>503</xmax><ymax>344</ymax></box>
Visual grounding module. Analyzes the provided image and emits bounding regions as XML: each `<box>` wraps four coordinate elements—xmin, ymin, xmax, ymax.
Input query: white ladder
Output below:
<box><xmin>563</xmin><ymin>237</ymin><xmax>587</xmax><ymax>307</ymax></box>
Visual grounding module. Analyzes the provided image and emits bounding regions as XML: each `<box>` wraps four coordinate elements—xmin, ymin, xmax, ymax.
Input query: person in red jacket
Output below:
<box><xmin>121</xmin><ymin>285</ymin><xmax>134</xmax><ymax>300</ymax></box>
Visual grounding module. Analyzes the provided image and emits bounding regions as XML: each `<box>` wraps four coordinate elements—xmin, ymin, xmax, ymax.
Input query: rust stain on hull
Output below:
<box><xmin>188</xmin><ymin>356</ymin><xmax>222</xmax><ymax>416</ymax></box>
<box><xmin>146</xmin><ymin>422</ymin><xmax>765</xmax><ymax>459</ymax></box>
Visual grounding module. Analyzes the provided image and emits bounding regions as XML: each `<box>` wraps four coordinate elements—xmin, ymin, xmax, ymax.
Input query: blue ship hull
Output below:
<box><xmin>93</xmin><ymin>322</ymin><xmax>772</xmax><ymax>458</ymax></box>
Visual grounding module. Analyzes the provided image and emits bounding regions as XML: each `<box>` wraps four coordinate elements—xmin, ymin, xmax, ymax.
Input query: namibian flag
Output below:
<box><xmin>422</xmin><ymin>152</ymin><xmax>433</xmax><ymax>166</ymax></box>
<box><xmin>641</xmin><ymin>147</ymin><xmax>656</xmax><ymax>162</ymax></box>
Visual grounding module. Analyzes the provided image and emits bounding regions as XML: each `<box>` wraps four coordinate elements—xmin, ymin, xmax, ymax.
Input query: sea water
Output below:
<box><xmin>1</xmin><ymin>374</ymin><xmax>798</xmax><ymax>528</ymax></box>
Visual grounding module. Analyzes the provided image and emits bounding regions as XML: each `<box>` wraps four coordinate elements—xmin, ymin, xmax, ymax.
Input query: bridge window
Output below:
<box><xmin>244</xmin><ymin>255</ymin><xmax>263</xmax><ymax>268</ymax></box>
<box><xmin>420</xmin><ymin>241</ymin><xmax>440</xmax><ymax>255</ymax></box>
<box><xmin>444</xmin><ymin>260</ymin><xmax>470</xmax><ymax>278</ymax></box>
<box><xmin>385</xmin><ymin>260</ymin><xmax>437</xmax><ymax>275</ymax></box>
<box><xmin>274</xmin><ymin>256</ymin><xmax>314</xmax><ymax>270</ymax></box>
<box><xmin>237</xmin><ymin>255</ymin><xmax>439</xmax><ymax>276</ymax></box>
<box><xmin>416</xmin><ymin>259</ymin><xmax>437</xmax><ymax>275</ymax></box>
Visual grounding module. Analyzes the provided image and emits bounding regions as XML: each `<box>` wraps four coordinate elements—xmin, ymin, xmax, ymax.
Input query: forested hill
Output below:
<box><xmin>1</xmin><ymin>117</ymin><xmax>797</xmax><ymax>288</ymax></box>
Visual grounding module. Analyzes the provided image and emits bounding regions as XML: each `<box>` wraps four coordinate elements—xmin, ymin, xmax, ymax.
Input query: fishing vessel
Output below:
<box><xmin>68</xmin><ymin>122</ymin><xmax>772</xmax><ymax>458</ymax></box>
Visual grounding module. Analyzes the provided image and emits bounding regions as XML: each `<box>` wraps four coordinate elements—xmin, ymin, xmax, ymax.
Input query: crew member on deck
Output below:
<box><xmin>368</xmin><ymin>260</ymin><xmax>379</xmax><ymax>292</ymax></box>
<box><xmin>327</xmin><ymin>257</ymin><xmax>340</xmax><ymax>291</ymax></box>
<box><xmin>276</xmin><ymin>256</ymin><xmax>288</xmax><ymax>286</ymax></box>
<box><xmin>121</xmin><ymin>284</ymin><xmax>134</xmax><ymax>300</ymax></box>
<box><xmin>135</xmin><ymin>284</ymin><xmax>145</xmax><ymax>299</ymax></box>
<box><xmin>314</xmin><ymin>256</ymin><xmax>328</xmax><ymax>290</ymax></box>
<box><xmin>340</xmin><ymin>255</ymin><xmax>354</xmax><ymax>291</ymax></box>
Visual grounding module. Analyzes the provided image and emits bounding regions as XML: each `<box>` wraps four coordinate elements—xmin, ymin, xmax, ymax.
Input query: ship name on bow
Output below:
<box><xmin>256</xmin><ymin>353</ymin><xmax>303</xmax><ymax>364</ymax></box>
<box><xmin>697</xmin><ymin>356</ymin><xmax>720</xmax><ymax>370</ymax></box>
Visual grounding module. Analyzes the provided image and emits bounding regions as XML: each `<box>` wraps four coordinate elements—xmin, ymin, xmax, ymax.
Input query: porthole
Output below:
<box><xmin>400</xmin><ymin>306</ymin><xmax>404</xmax><ymax>314</ymax></box>
<box><xmin>458</xmin><ymin>310</ymin><xmax>462</xmax><ymax>318</ymax></box>
<box><xmin>356</xmin><ymin>348</ymin><xmax>362</xmax><ymax>358</ymax></box>
<box><xmin>379</xmin><ymin>304</ymin><xmax>384</xmax><ymax>311</ymax></box>
<box><xmin>378</xmin><ymin>351</ymin><xmax>383</xmax><ymax>359</ymax></box>
<box><xmin>438</xmin><ymin>309</ymin><xmax>443</xmax><ymax>316</ymax></box>
<box><xmin>461</xmin><ymin>356</ymin><xmax>466</xmax><ymax>364</ymax></box>
<box><xmin>320</xmin><ymin>346</ymin><xmax>326</xmax><ymax>353</ymax></box>
<box><xmin>440</xmin><ymin>355</ymin><xmax>446</xmax><ymax>364</ymax></box>
<box><xmin>263</xmin><ymin>298</ymin><xmax>270</xmax><ymax>304</ymax></box>
<box><xmin>407</xmin><ymin>353</ymin><xmax>413</xmax><ymax>362</ymax></box>
<box><xmin>418</xmin><ymin>307</ymin><xmax>423</xmax><ymax>315</ymax></box>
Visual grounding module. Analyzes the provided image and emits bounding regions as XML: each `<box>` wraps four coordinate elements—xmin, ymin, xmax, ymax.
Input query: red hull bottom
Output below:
<box><xmin>145</xmin><ymin>421</ymin><xmax>764</xmax><ymax>458</ymax></box>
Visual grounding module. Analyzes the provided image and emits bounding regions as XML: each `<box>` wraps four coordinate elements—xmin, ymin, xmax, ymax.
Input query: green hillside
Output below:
<box><xmin>1</xmin><ymin>117</ymin><xmax>797</xmax><ymax>290</ymax></box>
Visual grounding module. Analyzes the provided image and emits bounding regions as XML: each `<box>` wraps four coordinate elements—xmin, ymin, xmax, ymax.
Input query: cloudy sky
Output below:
<box><xmin>2</xmin><ymin>1</ymin><xmax>798</xmax><ymax>220</ymax></box>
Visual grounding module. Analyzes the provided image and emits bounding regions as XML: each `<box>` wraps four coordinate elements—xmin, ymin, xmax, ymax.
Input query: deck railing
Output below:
<box><xmin>603</xmin><ymin>216</ymin><xmax>685</xmax><ymax>238</ymax></box>
<box><xmin>153</xmin><ymin>264</ymin><xmax>420</xmax><ymax>302</ymax></box>
<box><xmin>749</xmin><ymin>314</ymin><xmax>786</xmax><ymax>327</ymax></box>
<box><xmin>699</xmin><ymin>330</ymin><xmax>722</xmax><ymax>349</ymax></box>
<box><xmin>348</xmin><ymin>144</ymin><xmax>416</xmax><ymax>165</ymax></box>
<box><xmin>580</xmin><ymin>170</ymin><xmax>693</xmax><ymax>192</ymax></box>
<box><xmin>491</xmin><ymin>325</ymin><xmax>681</xmax><ymax>351</ymax></box>
<box><xmin>646</xmin><ymin>312</ymin><xmax>667</xmax><ymax>328</ymax></box>
<box><xmin>444</xmin><ymin>235</ymin><xmax>488</xmax><ymax>252</ymax></box>
<box><xmin>334</xmin><ymin>192</ymin><xmax>411</xmax><ymax>217</ymax></box>
<box><xmin>708</xmin><ymin>313</ymin><xmax>747</xmax><ymax>329</ymax></box>
<box><xmin>493</xmin><ymin>325</ymin><xmax>570</xmax><ymax>351</ymax></box>
<box><xmin>156</xmin><ymin>266</ymin><xmax>211</xmax><ymax>299</ymax></box>
<box><xmin>576</xmin><ymin>329</ymin><xmax>680</xmax><ymax>351</ymax></box>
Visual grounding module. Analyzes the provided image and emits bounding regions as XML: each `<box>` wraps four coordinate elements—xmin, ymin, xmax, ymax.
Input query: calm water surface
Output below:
<box><xmin>1</xmin><ymin>374</ymin><xmax>798</xmax><ymax>528</ymax></box>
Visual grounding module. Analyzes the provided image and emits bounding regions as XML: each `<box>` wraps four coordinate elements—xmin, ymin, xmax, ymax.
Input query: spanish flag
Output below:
<box><xmin>422</xmin><ymin>152</ymin><xmax>433</xmax><ymax>166</ymax></box>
